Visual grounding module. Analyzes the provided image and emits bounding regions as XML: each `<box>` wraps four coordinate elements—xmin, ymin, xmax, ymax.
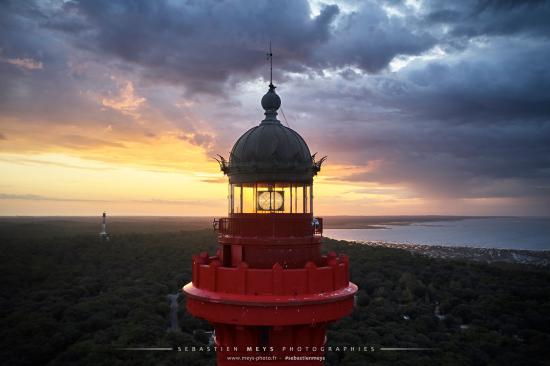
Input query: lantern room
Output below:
<box><xmin>229</xmin><ymin>182</ymin><xmax>312</xmax><ymax>214</ymax></box>
<box><xmin>224</xmin><ymin>83</ymin><xmax>320</xmax><ymax>217</ymax></box>
<box><xmin>215</xmin><ymin>83</ymin><xmax>325</xmax><ymax>269</ymax></box>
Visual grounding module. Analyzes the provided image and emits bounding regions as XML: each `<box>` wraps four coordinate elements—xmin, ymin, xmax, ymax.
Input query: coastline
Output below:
<box><xmin>322</xmin><ymin>215</ymin><xmax>484</xmax><ymax>229</ymax></box>
<box><xmin>341</xmin><ymin>240</ymin><xmax>550</xmax><ymax>267</ymax></box>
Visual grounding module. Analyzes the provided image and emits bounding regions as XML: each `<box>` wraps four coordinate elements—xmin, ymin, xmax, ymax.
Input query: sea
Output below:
<box><xmin>324</xmin><ymin>217</ymin><xmax>550</xmax><ymax>251</ymax></box>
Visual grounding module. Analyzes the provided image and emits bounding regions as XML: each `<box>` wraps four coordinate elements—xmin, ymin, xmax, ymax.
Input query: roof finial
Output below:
<box><xmin>266</xmin><ymin>41</ymin><xmax>273</xmax><ymax>87</ymax></box>
<box><xmin>261</xmin><ymin>41</ymin><xmax>281</xmax><ymax>124</ymax></box>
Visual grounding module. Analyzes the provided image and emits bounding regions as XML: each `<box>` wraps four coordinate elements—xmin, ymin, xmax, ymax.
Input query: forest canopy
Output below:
<box><xmin>0</xmin><ymin>218</ymin><xmax>549</xmax><ymax>365</ymax></box>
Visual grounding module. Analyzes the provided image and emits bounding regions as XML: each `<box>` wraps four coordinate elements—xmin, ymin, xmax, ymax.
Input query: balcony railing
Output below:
<box><xmin>213</xmin><ymin>214</ymin><xmax>323</xmax><ymax>237</ymax></box>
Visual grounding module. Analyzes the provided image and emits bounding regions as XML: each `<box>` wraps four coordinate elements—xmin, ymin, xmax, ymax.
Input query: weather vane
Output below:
<box><xmin>266</xmin><ymin>41</ymin><xmax>273</xmax><ymax>86</ymax></box>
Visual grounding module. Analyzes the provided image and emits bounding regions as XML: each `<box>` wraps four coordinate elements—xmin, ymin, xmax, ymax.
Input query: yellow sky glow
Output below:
<box><xmin>0</xmin><ymin>142</ymin><xmax>454</xmax><ymax>216</ymax></box>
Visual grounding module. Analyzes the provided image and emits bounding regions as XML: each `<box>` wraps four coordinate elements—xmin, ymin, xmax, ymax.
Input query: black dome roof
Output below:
<box><xmin>218</xmin><ymin>84</ymin><xmax>324</xmax><ymax>184</ymax></box>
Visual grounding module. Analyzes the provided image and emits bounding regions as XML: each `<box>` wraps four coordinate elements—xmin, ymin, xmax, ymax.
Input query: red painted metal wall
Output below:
<box><xmin>184</xmin><ymin>213</ymin><xmax>357</xmax><ymax>365</ymax></box>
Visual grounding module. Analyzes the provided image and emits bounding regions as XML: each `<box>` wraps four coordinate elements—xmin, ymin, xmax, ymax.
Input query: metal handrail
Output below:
<box><xmin>215</xmin><ymin>216</ymin><xmax>323</xmax><ymax>237</ymax></box>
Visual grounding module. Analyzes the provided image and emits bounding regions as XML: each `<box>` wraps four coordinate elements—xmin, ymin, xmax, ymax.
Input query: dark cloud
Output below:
<box><xmin>0</xmin><ymin>1</ymin><xmax>128</xmax><ymax>126</ymax></box>
<box><xmin>199</xmin><ymin>177</ymin><xmax>227</xmax><ymax>184</ymax></box>
<box><xmin>276</xmin><ymin>32</ymin><xmax>550</xmax><ymax>207</ymax></box>
<box><xmin>49</xmin><ymin>0</ymin><xmax>341</xmax><ymax>93</ymax></box>
<box><xmin>330</xmin><ymin>120</ymin><xmax>550</xmax><ymax>200</ymax></box>
<box><xmin>300</xmin><ymin>74</ymin><xmax>550</xmax><ymax>201</ymax></box>
<box><xmin>315</xmin><ymin>1</ymin><xmax>437</xmax><ymax>73</ymax></box>
<box><xmin>178</xmin><ymin>132</ymin><xmax>214</xmax><ymax>150</ymax></box>
<box><xmin>381</xmin><ymin>42</ymin><xmax>550</xmax><ymax>124</ymax></box>
<box><xmin>39</xmin><ymin>0</ymin><xmax>446</xmax><ymax>91</ymax></box>
<box><xmin>423</xmin><ymin>0</ymin><xmax>550</xmax><ymax>38</ymax></box>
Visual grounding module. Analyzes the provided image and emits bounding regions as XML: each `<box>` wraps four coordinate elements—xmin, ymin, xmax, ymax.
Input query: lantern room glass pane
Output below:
<box><xmin>234</xmin><ymin>185</ymin><xmax>242</xmax><ymax>213</ymax></box>
<box><xmin>283</xmin><ymin>186</ymin><xmax>291</xmax><ymax>213</ymax></box>
<box><xmin>304</xmin><ymin>185</ymin><xmax>309</xmax><ymax>213</ymax></box>
<box><xmin>242</xmin><ymin>184</ymin><xmax>255</xmax><ymax>213</ymax></box>
<box><xmin>229</xmin><ymin>182</ymin><xmax>312</xmax><ymax>214</ymax></box>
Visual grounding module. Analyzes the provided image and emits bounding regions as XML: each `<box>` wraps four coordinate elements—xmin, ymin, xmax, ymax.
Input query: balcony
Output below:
<box><xmin>214</xmin><ymin>214</ymin><xmax>323</xmax><ymax>238</ymax></box>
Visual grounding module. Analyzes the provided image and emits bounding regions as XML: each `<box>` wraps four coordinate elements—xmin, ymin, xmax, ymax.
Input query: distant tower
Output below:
<box><xmin>99</xmin><ymin>212</ymin><xmax>110</xmax><ymax>241</ymax></box>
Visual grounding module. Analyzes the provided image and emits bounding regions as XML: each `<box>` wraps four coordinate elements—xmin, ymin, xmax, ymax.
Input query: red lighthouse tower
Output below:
<box><xmin>183</xmin><ymin>80</ymin><xmax>357</xmax><ymax>365</ymax></box>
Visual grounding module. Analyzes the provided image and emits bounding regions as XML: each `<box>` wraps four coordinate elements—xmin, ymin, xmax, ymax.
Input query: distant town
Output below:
<box><xmin>353</xmin><ymin>241</ymin><xmax>550</xmax><ymax>267</ymax></box>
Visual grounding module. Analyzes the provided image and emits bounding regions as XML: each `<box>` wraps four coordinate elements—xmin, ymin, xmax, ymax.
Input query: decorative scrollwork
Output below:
<box><xmin>213</xmin><ymin>154</ymin><xmax>229</xmax><ymax>174</ymax></box>
<box><xmin>312</xmin><ymin>153</ymin><xmax>327</xmax><ymax>173</ymax></box>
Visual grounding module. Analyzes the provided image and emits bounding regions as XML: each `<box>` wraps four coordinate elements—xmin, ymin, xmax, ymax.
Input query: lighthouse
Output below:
<box><xmin>183</xmin><ymin>76</ymin><xmax>357</xmax><ymax>365</ymax></box>
<box><xmin>99</xmin><ymin>212</ymin><xmax>110</xmax><ymax>241</ymax></box>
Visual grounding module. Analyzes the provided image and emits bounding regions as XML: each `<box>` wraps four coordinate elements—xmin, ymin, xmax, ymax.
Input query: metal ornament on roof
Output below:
<box><xmin>215</xmin><ymin>46</ymin><xmax>326</xmax><ymax>184</ymax></box>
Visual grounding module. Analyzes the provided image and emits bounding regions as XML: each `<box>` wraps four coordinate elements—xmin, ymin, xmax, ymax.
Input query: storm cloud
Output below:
<box><xmin>1</xmin><ymin>0</ymin><xmax>549</xmax><ymax>214</ymax></box>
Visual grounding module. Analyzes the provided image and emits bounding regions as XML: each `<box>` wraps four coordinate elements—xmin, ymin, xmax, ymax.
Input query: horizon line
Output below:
<box><xmin>0</xmin><ymin>214</ymin><xmax>547</xmax><ymax>218</ymax></box>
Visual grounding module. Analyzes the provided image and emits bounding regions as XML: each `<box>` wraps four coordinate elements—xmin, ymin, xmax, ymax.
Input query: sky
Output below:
<box><xmin>1</xmin><ymin>0</ymin><xmax>549</xmax><ymax>216</ymax></box>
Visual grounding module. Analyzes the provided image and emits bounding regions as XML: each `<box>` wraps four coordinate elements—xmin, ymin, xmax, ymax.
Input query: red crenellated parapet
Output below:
<box><xmin>184</xmin><ymin>227</ymin><xmax>357</xmax><ymax>365</ymax></box>
<box><xmin>190</xmin><ymin>253</ymin><xmax>349</xmax><ymax>295</ymax></box>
